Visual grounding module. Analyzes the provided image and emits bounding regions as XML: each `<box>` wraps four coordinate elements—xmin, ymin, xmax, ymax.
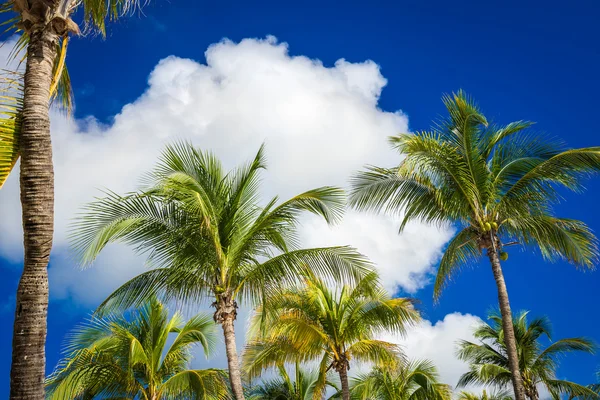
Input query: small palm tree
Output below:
<box><xmin>346</xmin><ymin>359</ymin><xmax>452</xmax><ymax>400</ymax></box>
<box><xmin>45</xmin><ymin>298</ymin><xmax>228</xmax><ymax>399</ymax></box>
<box><xmin>458</xmin><ymin>389</ymin><xmax>513</xmax><ymax>400</ymax></box>
<box><xmin>350</xmin><ymin>91</ymin><xmax>600</xmax><ymax>400</ymax></box>
<box><xmin>457</xmin><ymin>311</ymin><xmax>598</xmax><ymax>400</ymax></box>
<box><xmin>72</xmin><ymin>142</ymin><xmax>372</xmax><ymax>400</ymax></box>
<box><xmin>246</xmin><ymin>361</ymin><xmax>338</xmax><ymax>400</ymax></box>
<box><xmin>1</xmin><ymin>0</ymin><xmax>146</xmax><ymax>396</ymax></box>
<box><xmin>243</xmin><ymin>271</ymin><xmax>420</xmax><ymax>400</ymax></box>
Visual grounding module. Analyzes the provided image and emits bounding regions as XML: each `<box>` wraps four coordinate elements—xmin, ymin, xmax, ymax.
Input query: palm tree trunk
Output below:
<box><xmin>338</xmin><ymin>366</ymin><xmax>350</xmax><ymax>400</ymax></box>
<box><xmin>10</xmin><ymin>28</ymin><xmax>58</xmax><ymax>400</ymax></box>
<box><xmin>487</xmin><ymin>243</ymin><xmax>526</xmax><ymax>400</ymax></box>
<box><xmin>222</xmin><ymin>316</ymin><xmax>245</xmax><ymax>400</ymax></box>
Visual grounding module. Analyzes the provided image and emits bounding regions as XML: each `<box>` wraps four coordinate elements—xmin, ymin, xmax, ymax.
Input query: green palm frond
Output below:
<box><xmin>433</xmin><ymin>227</ymin><xmax>480</xmax><ymax>301</ymax></box>
<box><xmin>345</xmin><ymin>339</ymin><xmax>401</xmax><ymax>366</ymax></box>
<box><xmin>546</xmin><ymin>379</ymin><xmax>600</xmax><ymax>400</ymax></box>
<box><xmin>46</xmin><ymin>298</ymin><xmax>227</xmax><ymax>399</ymax></box>
<box><xmin>0</xmin><ymin>72</ymin><xmax>22</xmax><ymax>188</ymax></box>
<box><xmin>80</xmin><ymin>0</ymin><xmax>145</xmax><ymax>36</ymax></box>
<box><xmin>503</xmin><ymin>216</ymin><xmax>598</xmax><ymax>267</ymax></box>
<box><xmin>50</xmin><ymin>36</ymin><xmax>74</xmax><ymax>113</ymax></box>
<box><xmin>238</xmin><ymin>246</ymin><xmax>374</xmax><ymax>303</ymax></box>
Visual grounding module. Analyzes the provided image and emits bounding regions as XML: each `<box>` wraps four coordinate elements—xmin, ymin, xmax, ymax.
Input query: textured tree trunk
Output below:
<box><xmin>338</xmin><ymin>365</ymin><xmax>350</xmax><ymax>400</ymax></box>
<box><xmin>9</xmin><ymin>28</ymin><xmax>58</xmax><ymax>400</ymax></box>
<box><xmin>487</xmin><ymin>244</ymin><xmax>527</xmax><ymax>400</ymax></box>
<box><xmin>222</xmin><ymin>316</ymin><xmax>245</xmax><ymax>400</ymax></box>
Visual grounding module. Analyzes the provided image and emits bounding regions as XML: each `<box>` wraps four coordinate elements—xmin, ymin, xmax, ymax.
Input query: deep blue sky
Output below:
<box><xmin>1</xmin><ymin>0</ymin><xmax>600</xmax><ymax>395</ymax></box>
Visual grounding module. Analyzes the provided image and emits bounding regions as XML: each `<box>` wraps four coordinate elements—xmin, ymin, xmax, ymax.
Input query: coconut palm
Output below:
<box><xmin>457</xmin><ymin>311</ymin><xmax>597</xmax><ymax>400</ymax></box>
<box><xmin>346</xmin><ymin>359</ymin><xmax>451</xmax><ymax>400</ymax></box>
<box><xmin>243</xmin><ymin>271</ymin><xmax>420</xmax><ymax>400</ymax></box>
<box><xmin>457</xmin><ymin>389</ymin><xmax>513</xmax><ymax>400</ymax></box>
<box><xmin>246</xmin><ymin>361</ymin><xmax>338</xmax><ymax>400</ymax></box>
<box><xmin>72</xmin><ymin>141</ymin><xmax>373</xmax><ymax>400</ymax></box>
<box><xmin>349</xmin><ymin>90</ymin><xmax>600</xmax><ymax>400</ymax></box>
<box><xmin>45</xmin><ymin>298</ymin><xmax>228</xmax><ymax>399</ymax></box>
<box><xmin>1</xmin><ymin>0</ymin><xmax>145</xmax><ymax>397</ymax></box>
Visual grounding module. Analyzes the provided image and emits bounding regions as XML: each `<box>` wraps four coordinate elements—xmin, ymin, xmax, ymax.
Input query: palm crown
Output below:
<box><xmin>45</xmin><ymin>298</ymin><xmax>228</xmax><ymax>399</ymax></box>
<box><xmin>243</xmin><ymin>271</ymin><xmax>420</xmax><ymax>399</ymax></box>
<box><xmin>350</xmin><ymin>90</ymin><xmax>600</xmax><ymax>299</ymax></box>
<box><xmin>73</xmin><ymin>142</ymin><xmax>371</xmax><ymax>316</ymax></box>
<box><xmin>457</xmin><ymin>311</ymin><xmax>598</xmax><ymax>400</ymax></box>
<box><xmin>346</xmin><ymin>359</ymin><xmax>452</xmax><ymax>400</ymax></box>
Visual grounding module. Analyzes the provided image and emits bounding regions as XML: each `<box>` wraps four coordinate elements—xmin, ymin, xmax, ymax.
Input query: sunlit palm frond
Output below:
<box><xmin>46</xmin><ymin>298</ymin><xmax>226</xmax><ymax>399</ymax></box>
<box><xmin>348</xmin><ymin>359</ymin><xmax>451</xmax><ymax>400</ymax></box>
<box><xmin>0</xmin><ymin>72</ymin><xmax>22</xmax><ymax>188</ymax></box>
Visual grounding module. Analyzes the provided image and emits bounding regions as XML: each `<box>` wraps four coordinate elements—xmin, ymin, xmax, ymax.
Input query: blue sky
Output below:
<box><xmin>1</xmin><ymin>0</ymin><xmax>599</xmax><ymax>395</ymax></box>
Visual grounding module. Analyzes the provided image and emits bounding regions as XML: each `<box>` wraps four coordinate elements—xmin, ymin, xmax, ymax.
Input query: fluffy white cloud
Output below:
<box><xmin>0</xmin><ymin>36</ymin><xmax>453</xmax><ymax>305</ymax></box>
<box><xmin>302</xmin><ymin>212</ymin><xmax>454</xmax><ymax>294</ymax></box>
<box><xmin>380</xmin><ymin>312</ymin><xmax>484</xmax><ymax>389</ymax></box>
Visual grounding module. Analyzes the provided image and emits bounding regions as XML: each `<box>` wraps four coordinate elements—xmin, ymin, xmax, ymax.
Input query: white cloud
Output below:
<box><xmin>379</xmin><ymin>312</ymin><xmax>484</xmax><ymax>389</ymax></box>
<box><xmin>0</xmin><ymin>36</ymin><xmax>454</xmax><ymax>305</ymax></box>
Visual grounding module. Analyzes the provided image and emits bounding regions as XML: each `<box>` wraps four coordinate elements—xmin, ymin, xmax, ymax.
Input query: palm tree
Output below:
<box><xmin>457</xmin><ymin>389</ymin><xmax>513</xmax><ymax>400</ymax></box>
<box><xmin>242</xmin><ymin>271</ymin><xmax>420</xmax><ymax>400</ymax></box>
<box><xmin>349</xmin><ymin>90</ymin><xmax>600</xmax><ymax>400</ymax></box>
<box><xmin>1</xmin><ymin>1</ymin><xmax>145</xmax><ymax>397</ymax></box>
<box><xmin>457</xmin><ymin>311</ymin><xmax>598</xmax><ymax>400</ymax></box>
<box><xmin>346</xmin><ymin>359</ymin><xmax>452</xmax><ymax>400</ymax></box>
<box><xmin>246</xmin><ymin>361</ymin><xmax>338</xmax><ymax>400</ymax></box>
<box><xmin>72</xmin><ymin>142</ymin><xmax>373</xmax><ymax>400</ymax></box>
<box><xmin>46</xmin><ymin>298</ymin><xmax>228</xmax><ymax>399</ymax></box>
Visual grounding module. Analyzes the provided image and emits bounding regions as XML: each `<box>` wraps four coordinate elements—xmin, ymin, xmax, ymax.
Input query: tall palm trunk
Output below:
<box><xmin>10</xmin><ymin>28</ymin><xmax>58</xmax><ymax>400</ymax></box>
<box><xmin>487</xmin><ymin>242</ymin><xmax>526</xmax><ymax>400</ymax></box>
<box><xmin>216</xmin><ymin>293</ymin><xmax>245</xmax><ymax>400</ymax></box>
<box><xmin>222</xmin><ymin>317</ymin><xmax>245</xmax><ymax>400</ymax></box>
<box><xmin>338</xmin><ymin>366</ymin><xmax>350</xmax><ymax>400</ymax></box>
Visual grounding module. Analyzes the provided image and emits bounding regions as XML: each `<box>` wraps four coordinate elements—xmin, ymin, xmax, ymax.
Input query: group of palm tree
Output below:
<box><xmin>44</xmin><ymin>298</ymin><xmax>600</xmax><ymax>399</ymax></box>
<box><xmin>0</xmin><ymin>0</ymin><xmax>599</xmax><ymax>398</ymax></box>
<box><xmin>43</xmin><ymin>92</ymin><xmax>600</xmax><ymax>399</ymax></box>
